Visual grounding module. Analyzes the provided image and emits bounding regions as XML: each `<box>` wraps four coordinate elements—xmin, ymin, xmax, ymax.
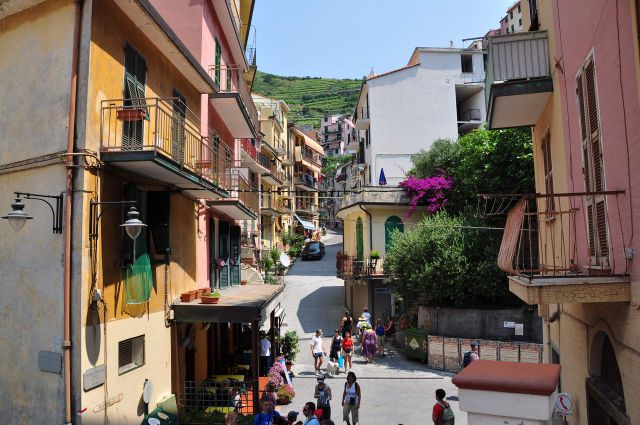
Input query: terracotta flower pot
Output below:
<box><xmin>180</xmin><ymin>291</ymin><xmax>196</xmax><ymax>303</ymax></box>
<box><xmin>201</xmin><ymin>296</ymin><xmax>220</xmax><ymax>304</ymax></box>
<box><xmin>116</xmin><ymin>108</ymin><xmax>146</xmax><ymax>122</ymax></box>
<box><xmin>241</xmin><ymin>280</ymin><xmax>248</xmax><ymax>286</ymax></box>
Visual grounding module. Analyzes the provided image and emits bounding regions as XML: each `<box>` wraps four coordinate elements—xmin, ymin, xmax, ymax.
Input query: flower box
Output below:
<box><xmin>180</xmin><ymin>291</ymin><xmax>196</xmax><ymax>303</ymax></box>
<box><xmin>200</xmin><ymin>296</ymin><xmax>220</xmax><ymax>304</ymax></box>
<box><xmin>116</xmin><ymin>108</ymin><xmax>146</xmax><ymax>122</ymax></box>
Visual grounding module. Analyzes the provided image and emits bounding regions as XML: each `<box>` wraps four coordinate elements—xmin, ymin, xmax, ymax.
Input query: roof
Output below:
<box><xmin>452</xmin><ymin>360</ymin><xmax>560</xmax><ymax>396</ymax></box>
<box><xmin>366</xmin><ymin>63</ymin><xmax>420</xmax><ymax>81</ymax></box>
<box><xmin>291</xmin><ymin>127</ymin><xmax>324</xmax><ymax>154</ymax></box>
<box><xmin>173</xmin><ymin>284</ymin><xmax>284</xmax><ymax>324</ymax></box>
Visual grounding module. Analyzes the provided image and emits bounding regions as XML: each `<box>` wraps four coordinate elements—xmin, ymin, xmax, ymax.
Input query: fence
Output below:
<box><xmin>180</xmin><ymin>379</ymin><xmax>259</xmax><ymax>416</ymax></box>
<box><xmin>395</xmin><ymin>330</ymin><xmax>543</xmax><ymax>373</ymax></box>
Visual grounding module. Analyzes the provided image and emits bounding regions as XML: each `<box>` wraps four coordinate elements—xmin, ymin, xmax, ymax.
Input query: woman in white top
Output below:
<box><xmin>341</xmin><ymin>371</ymin><xmax>361</xmax><ymax>425</ymax></box>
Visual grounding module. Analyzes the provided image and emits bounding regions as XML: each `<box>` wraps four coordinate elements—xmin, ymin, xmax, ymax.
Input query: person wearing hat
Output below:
<box><xmin>361</xmin><ymin>323</ymin><xmax>377</xmax><ymax>364</ymax></box>
<box><xmin>286</xmin><ymin>410</ymin><xmax>299</xmax><ymax>425</ymax></box>
<box><xmin>314</xmin><ymin>375</ymin><xmax>332</xmax><ymax>420</ymax></box>
<box><xmin>361</xmin><ymin>307</ymin><xmax>371</xmax><ymax>325</ymax></box>
<box><xmin>310</xmin><ymin>329</ymin><xmax>326</xmax><ymax>375</ymax></box>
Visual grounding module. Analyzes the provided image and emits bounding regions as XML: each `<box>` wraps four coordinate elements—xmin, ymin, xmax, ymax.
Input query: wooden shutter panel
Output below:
<box><xmin>215</xmin><ymin>39</ymin><xmax>222</xmax><ymax>85</ymax></box>
<box><xmin>171</xmin><ymin>90</ymin><xmax>186</xmax><ymax>163</ymax></box>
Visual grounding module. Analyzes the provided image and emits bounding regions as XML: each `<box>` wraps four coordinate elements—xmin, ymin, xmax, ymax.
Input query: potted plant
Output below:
<box><xmin>201</xmin><ymin>288</ymin><xmax>222</xmax><ymax>304</ymax></box>
<box><xmin>241</xmin><ymin>279</ymin><xmax>248</xmax><ymax>286</ymax></box>
<box><xmin>369</xmin><ymin>250</ymin><xmax>381</xmax><ymax>259</ymax></box>
<box><xmin>276</xmin><ymin>384</ymin><xmax>296</xmax><ymax>405</ymax></box>
<box><xmin>280</xmin><ymin>330</ymin><xmax>300</xmax><ymax>370</ymax></box>
<box><xmin>180</xmin><ymin>291</ymin><xmax>197</xmax><ymax>303</ymax></box>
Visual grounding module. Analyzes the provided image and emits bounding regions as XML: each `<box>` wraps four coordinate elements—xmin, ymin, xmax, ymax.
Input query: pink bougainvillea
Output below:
<box><xmin>398</xmin><ymin>172</ymin><xmax>452</xmax><ymax>219</ymax></box>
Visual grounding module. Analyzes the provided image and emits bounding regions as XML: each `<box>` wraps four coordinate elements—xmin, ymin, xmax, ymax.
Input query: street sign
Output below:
<box><xmin>503</xmin><ymin>321</ymin><xmax>515</xmax><ymax>328</ymax></box>
<box><xmin>555</xmin><ymin>393</ymin><xmax>574</xmax><ymax>415</ymax></box>
<box><xmin>375</xmin><ymin>287</ymin><xmax>391</xmax><ymax>295</ymax></box>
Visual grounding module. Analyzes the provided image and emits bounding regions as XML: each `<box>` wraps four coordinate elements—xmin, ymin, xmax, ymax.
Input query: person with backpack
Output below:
<box><xmin>432</xmin><ymin>389</ymin><xmax>455</xmax><ymax>424</ymax></box>
<box><xmin>462</xmin><ymin>341</ymin><xmax>480</xmax><ymax>369</ymax></box>
<box><xmin>375</xmin><ymin>319</ymin><xmax>386</xmax><ymax>357</ymax></box>
<box><xmin>341</xmin><ymin>372</ymin><xmax>361</xmax><ymax>425</ymax></box>
<box><xmin>254</xmin><ymin>397</ymin><xmax>281</xmax><ymax>425</ymax></box>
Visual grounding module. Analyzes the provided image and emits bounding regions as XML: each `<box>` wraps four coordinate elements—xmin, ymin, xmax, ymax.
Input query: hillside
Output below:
<box><xmin>252</xmin><ymin>71</ymin><xmax>362</xmax><ymax>128</ymax></box>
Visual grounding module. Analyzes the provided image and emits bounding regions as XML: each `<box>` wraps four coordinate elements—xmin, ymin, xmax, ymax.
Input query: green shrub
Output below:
<box><xmin>280</xmin><ymin>330</ymin><xmax>300</xmax><ymax>363</ymax></box>
<box><xmin>264</xmin><ymin>274</ymin><xmax>279</xmax><ymax>285</ymax></box>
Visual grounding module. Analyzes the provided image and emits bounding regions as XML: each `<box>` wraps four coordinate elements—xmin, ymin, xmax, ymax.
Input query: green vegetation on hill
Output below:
<box><xmin>252</xmin><ymin>71</ymin><xmax>362</xmax><ymax>128</ymax></box>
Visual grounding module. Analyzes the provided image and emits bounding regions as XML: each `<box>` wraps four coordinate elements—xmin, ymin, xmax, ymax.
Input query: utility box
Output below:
<box><xmin>400</xmin><ymin>327</ymin><xmax>429</xmax><ymax>361</ymax></box>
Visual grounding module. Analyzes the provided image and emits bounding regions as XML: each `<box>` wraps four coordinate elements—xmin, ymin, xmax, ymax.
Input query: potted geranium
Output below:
<box><xmin>201</xmin><ymin>288</ymin><xmax>222</xmax><ymax>304</ymax></box>
<box><xmin>277</xmin><ymin>384</ymin><xmax>295</xmax><ymax>405</ymax></box>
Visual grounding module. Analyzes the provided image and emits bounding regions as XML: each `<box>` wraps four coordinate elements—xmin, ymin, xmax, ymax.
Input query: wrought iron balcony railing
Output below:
<box><xmin>337</xmin><ymin>254</ymin><xmax>384</xmax><ymax>278</ymax></box>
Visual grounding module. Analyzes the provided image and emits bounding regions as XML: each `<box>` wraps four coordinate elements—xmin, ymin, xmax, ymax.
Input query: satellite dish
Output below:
<box><xmin>143</xmin><ymin>378</ymin><xmax>154</xmax><ymax>404</ymax></box>
<box><xmin>280</xmin><ymin>252</ymin><xmax>291</xmax><ymax>268</ymax></box>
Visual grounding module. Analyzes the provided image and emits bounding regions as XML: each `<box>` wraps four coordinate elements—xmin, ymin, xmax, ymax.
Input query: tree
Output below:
<box><xmin>383</xmin><ymin>212</ymin><xmax>515</xmax><ymax>307</ymax></box>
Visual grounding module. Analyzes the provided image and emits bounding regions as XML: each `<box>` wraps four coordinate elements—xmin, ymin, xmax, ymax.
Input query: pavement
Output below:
<box><xmin>278</xmin><ymin>230</ymin><xmax>467</xmax><ymax>425</ymax></box>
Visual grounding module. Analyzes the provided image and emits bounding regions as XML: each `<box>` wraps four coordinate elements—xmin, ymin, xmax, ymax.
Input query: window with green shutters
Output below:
<box><xmin>384</xmin><ymin>216</ymin><xmax>404</xmax><ymax>251</ymax></box>
<box><xmin>356</xmin><ymin>217</ymin><xmax>364</xmax><ymax>261</ymax></box>
<box><xmin>171</xmin><ymin>89</ymin><xmax>186</xmax><ymax>163</ymax></box>
<box><xmin>215</xmin><ymin>38</ymin><xmax>222</xmax><ymax>86</ymax></box>
<box><xmin>123</xmin><ymin>44</ymin><xmax>147</xmax><ymax>149</ymax></box>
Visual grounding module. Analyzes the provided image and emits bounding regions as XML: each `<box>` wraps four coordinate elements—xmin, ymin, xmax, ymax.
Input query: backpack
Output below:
<box><xmin>441</xmin><ymin>401</ymin><xmax>455</xmax><ymax>424</ymax></box>
<box><xmin>462</xmin><ymin>351</ymin><xmax>472</xmax><ymax>368</ymax></box>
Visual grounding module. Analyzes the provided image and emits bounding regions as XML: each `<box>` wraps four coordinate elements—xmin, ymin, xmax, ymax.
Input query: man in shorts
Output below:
<box><xmin>311</xmin><ymin>329</ymin><xmax>326</xmax><ymax>375</ymax></box>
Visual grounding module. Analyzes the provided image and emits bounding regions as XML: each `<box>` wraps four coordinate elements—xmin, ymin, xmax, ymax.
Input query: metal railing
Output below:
<box><xmin>295</xmin><ymin>202</ymin><xmax>317</xmax><ymax>214</ymax></box>
<box><xmin>458</xmin><ymin>108</ymin><xmax>481</xmax><ymax>121</ymax></box>
<box><xmin>241</xmin><ymin>138</ymin><xmax>258</xmax><ymax>161</ymax></box>
<box><xmin>337</xmin><ymin>255</ymin><xmax>384</xmax><ymax>278</ymax></box>
<box><xmin>100</xmin><ymin>98</ymin><xmax>220</xmax><ymax>180</ymax></box>
<box><xmin>180</xmin><ymin>379</ymin><xmax>258</xmax><ymax>416</ymax></box>
<box><xmin>217</xmin><ymin>170</ymin><xmax>259</xmax><ymax>214</ymax></box>
<box><xmin>294</xmin><ymin>174</ymin><xmax>319</xmax><ymax>190</ymax></box>
<box><xmin>494</xmin><ymin>191</ymin><xmax>628</xmax><ymax>281</ymax></box>
<box><xmin>208</xmin><ymin>64</ymin><xmax>258</xmax><ymax>128</ymax></box>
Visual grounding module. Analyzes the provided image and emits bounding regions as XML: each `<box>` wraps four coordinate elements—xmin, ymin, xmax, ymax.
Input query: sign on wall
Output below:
<box><xmin>555</xmin><ymin>393</ymin><xmax>574</xmax><ymax>416</ymax></box>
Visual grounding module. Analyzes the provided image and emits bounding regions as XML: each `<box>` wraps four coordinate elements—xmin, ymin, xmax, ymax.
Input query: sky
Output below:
<box><xmin>251</xmin><ymin>0</ymin><xmax>514</xmax><ymax>79</ymax></box>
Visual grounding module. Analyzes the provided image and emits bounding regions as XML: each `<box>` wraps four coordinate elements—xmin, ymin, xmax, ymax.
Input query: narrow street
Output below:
<box><xmin>279</xmin><ymin>230</ymin><xmax>466</xmax><ymax>425</ymax></box>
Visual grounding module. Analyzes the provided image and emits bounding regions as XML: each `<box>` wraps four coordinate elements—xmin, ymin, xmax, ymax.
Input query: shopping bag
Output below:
<box><xmin>338</xmin><ymin>352</ymin><xmax>344</xmax><ymax>368</ymax></box>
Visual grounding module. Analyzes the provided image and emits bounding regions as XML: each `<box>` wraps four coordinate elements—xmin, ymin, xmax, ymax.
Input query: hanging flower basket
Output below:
<box><xmin>116</xmin><ymin>108</ymin><xmax>146</xmax><ymax>122</ymax></box>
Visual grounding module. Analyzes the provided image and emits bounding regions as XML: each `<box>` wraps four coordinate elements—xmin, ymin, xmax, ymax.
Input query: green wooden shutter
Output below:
<box><xmin>226</xmin><ymin>68</ymin><xmax>232</xmax><ymax>91</ymax></box>
<box><xmin>171</xmin><ymin>89</ymin><xmax>186</xmax><ymax>164</ymax></box>
<box><xmin>384</xmin><ymin>216</ymin><xmax>404</xmax><ymax>251</ymax></box>
<box><xmin>219</xmin><ymin>221</ymin><xmax>230</xmax><ymax>288</ymax></box>
<box><xmin>230</xmin><ymin>225</ymin><xmax>241</xmax><ymax>285</ymax></box>
<box><xmin>215</xmin><ymin>39</ymin><xmax>222</xmax><ymax>85</ymax></box>
<box><xmin>356</xmin><ymin>217</ymin><xmax>364</xmax><ymax>261</ymax></box>
<box><xmin>123</xmin><ymin>45</ymin><xmax>147</xmax><ymax>149</ymax></box>
<box><xmin>148</xmin><ymin>191</ymin><xmax>171</xmax><ymax>256</ymax></box>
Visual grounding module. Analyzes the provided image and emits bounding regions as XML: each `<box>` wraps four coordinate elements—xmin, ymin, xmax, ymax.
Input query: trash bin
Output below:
<box><xmin>400</xmin><ymin>327</ymin><xmax>429</xmax><ymax>362</ymax></box>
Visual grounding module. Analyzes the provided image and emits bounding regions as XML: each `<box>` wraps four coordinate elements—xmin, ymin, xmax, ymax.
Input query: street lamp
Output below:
<box><xmin>120</xmin><ymin>207</ymin><xmax>145</xmax><ymax>240</ymax></box>
<box><xmin>89</xmin><ymin>200</ymin><xmax>146</xmax><ymax>241</ymax></box>
<box><xmin>2</xmin><ymin>192</ymin><xmax>63</xmax><ymax>233</ymax></box>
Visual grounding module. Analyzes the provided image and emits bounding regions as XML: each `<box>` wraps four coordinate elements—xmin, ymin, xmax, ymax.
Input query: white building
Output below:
<box><xmin>352</xmin><ymin>46</ymin><xmax>486</xmax><ymax>187</ymax></box>
<box><xmin>500</xmin><ymin>1</ymin><xmax>524</xmax><ymax>34</ymax></box>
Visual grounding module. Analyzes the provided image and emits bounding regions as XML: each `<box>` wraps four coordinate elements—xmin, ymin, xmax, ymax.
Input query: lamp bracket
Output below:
<box><xmin>14</xmin><ymin>191</ymin><xmax>64</xmax><ymax>234</ymax></box>
<box><xmin>89</xmin><ymin>200</ymin><xmax>137</xmax><ymax>240</ymax></box>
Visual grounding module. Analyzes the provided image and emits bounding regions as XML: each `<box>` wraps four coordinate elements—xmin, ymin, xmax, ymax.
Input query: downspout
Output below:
<box><xmin>64</xmin><ymin>1</ymin><xmax>83</xmax><ymax>423</ymax></box>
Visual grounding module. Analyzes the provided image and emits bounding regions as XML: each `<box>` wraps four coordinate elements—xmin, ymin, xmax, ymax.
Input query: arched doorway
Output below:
<box><xmin>587</xmin><ymin>332</ymin><xmax>628</xmax><ymax>424</ymax></box>
<box><xmin>356</xmin><ymin>217</ymin><xmax>364</xmax><ymax>261</ymax></box>
<box><xmin>385</xmin><ymin>216</ymin><xmax>404</xmax><ymax>251</ymax></box>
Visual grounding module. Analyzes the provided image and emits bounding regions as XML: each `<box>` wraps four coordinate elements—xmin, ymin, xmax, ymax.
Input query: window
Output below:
<box><xmin>519</xmin><ymin>18</ymin><xmax>522</xmax><ymax>26</ymax></box>
<box><xmin>324</xmin><ymin>117</ymin><xmax>328</xmax><ymax>122</ymax></box>
<box><xmin>461</xmin><ymin>54</ymin><xmax>473</xmax><ymax>73</ymax></box>
<box><xmin>510</xmin><ymin>11</ymin><xmax>513</xmax><ymax>19</ymax></box>
<box><xmin>171</xmin><ymin>89</ymin><xmax>186</xmax><ymax>163</ymax></box>
<box><xmin>214</xmin><ymin>38</ymin><xmax>222</xmax><ymax>85</ymax></box>
<box><xmin>148</xmin><ymin>191</ymin><xmax>171</xmax><ymax>257</ymax></box>
<box><xmin>576</xmin><ymin>55</ymin><xmax>608</xmax><ymax>265</ymax></box>
<box><xmin>529</xmin><ymin>0</ymin><xmax>539</xmax><ymax>30</ymax></box>
<box><xmin>119</xmin><ymin>335</ymin><xmax>145</xmax><ymax>375</ymax></box>
<box><xmin>541</xmin><ymin>131</ymin><xmax>555</xmax><ymax>215</ymax></box>
<box><xmin>518</xmin><ymin>4</ymin><xmax>521</xmax><ymax>12</ymax></box>
<box><xmin>511</xmin><ymin>24</ymin><xmax>515</xmax><ymax>33</ymax></box>
<box><xmin>123</xmin><ymin>44</ymin><xmax>147</xmax><ymax>148</ymax></box>
<box><xmin>385</xmin><ymin>216</ymin><xmax>404</xmax><ymax>251</ymax></box>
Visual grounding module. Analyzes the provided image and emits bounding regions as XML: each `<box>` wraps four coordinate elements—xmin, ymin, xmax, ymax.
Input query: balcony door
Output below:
<box><xmin>171</xmin><ymin>89</ymin><xmax>186</xmax><ymax>164</ymax></box>
<box><xmin>356</xmin><ymin>217</ymin><xmax>364</xmax><ymax>261</ymax></box>
<box><xmin>385</xmin><ymin>216</ymin><xmax>404</xmax><ymax>251</ymax></box>
<box><xmin>219</xmin><ymin>221</ymin><xmax>230</xmax><ymax>288</ymax></box>
<box><xmin>230</xmin><ymin>225</ymin><xmax>241</xmax><ymax>286</ymax></box>
<box><xmin>123</xmin><ymin>44</ymin><xmax>147</xmax><ymax>150</ymax></box>
<box><xmin>577</xmin><ymin>57</ymin><xmax>609</xmax><ymax>267</ymax></box>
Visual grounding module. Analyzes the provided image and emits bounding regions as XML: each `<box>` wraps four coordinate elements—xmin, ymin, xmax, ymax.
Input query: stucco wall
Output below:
<box><xmin>0</xmin><ymin>0</ymin><xmax>75</xmax><ymax>164</ymax></box>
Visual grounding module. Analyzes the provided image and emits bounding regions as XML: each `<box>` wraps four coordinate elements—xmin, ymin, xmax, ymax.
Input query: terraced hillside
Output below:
<box><xmin>252</xmin><ymin>71</ymin><xmax>362</xmax><ymax>128</ymax></box>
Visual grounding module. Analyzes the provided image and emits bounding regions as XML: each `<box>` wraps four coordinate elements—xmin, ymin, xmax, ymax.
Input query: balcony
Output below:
<box><xmin>354</xmin><ymin>106</ymin><xmax>370</xmax><ymax>130</ymax></box>
<box><xmin>294</xmin><ymin>146</ymin><xmax>322</xmax><ymax>170</ymax></box>
<box><xmin>295</xmin><ymin>202</ymin><xmax>318</xmax><ymax>216</ymax></box>
<box><xmin>457</xmin><ymin>108</ymin><xmax>483</xmax><ymax>135</ymax></box>
<box><xmin>208</xmin><ymin>65</ymin><xmax>258</xmax><ymax>138</ymax></box>
<box><xmin>240</xmin><ymin>138</ymin><xmax>269</xmax><ymax>174</ymax></box>
<box><xmin>261</xmin><ymin>194</ymin><xmax>291</xmax><ymax>216</ymax></box>
<box><xmin>257</xmin><ymin>150</ymin><xmax>285</xmax><ymax>186</ymax></box>
<box><xmin>337</xmin><ymin>255</ymin><xmax>385</xmax><ymax>279</ymax></box>
<box><xmin>496</xmin><ymin>192</ymin><xmax>630</xmax><ymax>305</ymax></box>
<box><xmin>341</xmin><ymin>187</ymin><xmax>411</xmax><ymax>210</ymax></box>
<box><xmin>486</xmin><ymin>31</ymin><xmax>553</xmax><ymax>129</ymax></box>
<box><xmin>100</xmin><ymin>98</ymin><xmax>225</xmax><ymax>199</ymax></box>
<box><xmin>206</xmin><ymin>171</ymin><xmax>258</xmax><ymax>220</ymax></box>
<box><xmin>294</xmin><ymin>173</ymin><xmax>319</xmax><ymax>192</ymax></box>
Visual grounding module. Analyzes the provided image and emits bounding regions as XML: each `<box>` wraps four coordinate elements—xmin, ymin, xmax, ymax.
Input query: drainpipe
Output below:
<box><xmin>63</xmin><ymin>1</ymin><xmax>83</xmax><ymax>423</ymax></box>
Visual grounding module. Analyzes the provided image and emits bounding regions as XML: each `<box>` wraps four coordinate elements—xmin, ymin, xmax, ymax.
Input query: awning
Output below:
<box><xmin>173</xmin><ymin>284</ymin><xmax>284</xmax><ymax>324</ymax></box>
<box><xmin>294</xmin><ymin>214</ymin><xmax>316</xmax><ymax>230</ymax></box>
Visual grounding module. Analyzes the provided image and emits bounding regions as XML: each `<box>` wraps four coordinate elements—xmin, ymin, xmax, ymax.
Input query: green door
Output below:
<box><xmin>219</xmin><ymin>221</ymin><xmax>230</xmax><ymax>288</ymax></box>
<box><xmin>230</xmin><ymin>225</ymin><xmax>241</xmax><ymax>285</ymax></box>
<box><xmin>385</xmin><ymin>216</ymin><xmax>404</xmax><ymax>251</ymax></box>
<box><xmin>356</xmin><ymin>217</ymin><xmax>364</xmax><ymax>261</ymax></box>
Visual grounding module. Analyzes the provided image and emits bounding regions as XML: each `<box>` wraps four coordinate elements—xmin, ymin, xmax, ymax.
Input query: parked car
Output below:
<box><xmin>301</xmin><ymin>241</ymin><xmax>325</xmax><ymax>260</ymax></box>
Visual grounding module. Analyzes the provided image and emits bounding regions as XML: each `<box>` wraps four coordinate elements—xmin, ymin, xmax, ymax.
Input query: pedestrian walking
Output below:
<box><xmin>285</xmin><ymin>411</ymin><xmax>299</xmax><ymax>425</ymax></box>
<box><xmin>462</xmin><ymin>341</ymin><xmax>480</xmax><ymax>368</ymax></box>
<box><xmin>330</xmin><ymin>329</ymin><xmax>343</xmax><ymax>362</ymax></box>
<box><xmin>432</xmin><ymin>389</ymin><xmax>455</xmax><ymax>424</ymax></box>
<box><xmin>384</xmin><ymin>315</ymin><xmax>395</xmax><ymax>348</ymax></box>
<box><xmin>340</xmin><ymin>311</ymin><xmax>352</xmax><ymax>337</ymax></box>
<box><xmin>375</xmin><ymin>319</ymin><xmax>386</xmax><ymax>357</ymax></box>
<box><xmin>355</xmin><ymin>316</ymin><xmax>367</xmax><ymax>340</ymax></box>
<box><xmin>341</xmin><ymin>372</ymin><xmax>361</xmax><ymax>425</ymax></box>
<box><xmin>302</xmin><ymin>402</ymin><xmax>321</xmax><ymax>425</ymax></box>
<box><xmin>361</xmin><ymin>324</ymin><xmax>376</xmax><ymax>364</ymax></box>
<box><xmin>254</xmin><ymin>397</ymin><xmax>281</xmax><ymax>425</ymax></box>
<box><xmin>314</xmin><ymin>375</ymin><xmax>332</xmax><ymax>420</ymax></box>
<box><xmin>361</xmin><ymin>308</ymin><xmax>371</xmax><ymax>325</ymax></box>
<box><xmin>311</xmin><ymin>329</ymin><xmax>326</xmax><ymax>375</ymax></box>
<box><xmin>341</xmin><ymin>331</ymin><xmax>353</xmax><ymax>372</ymax></box>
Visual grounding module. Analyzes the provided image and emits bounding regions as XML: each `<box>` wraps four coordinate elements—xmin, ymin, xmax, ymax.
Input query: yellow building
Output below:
<box><xmin>253</xmin><ymin>94</ymin><xmax>292</xmax><ymax>251</ymax></box>
<box><xmin>0</xmin><ymin>0</ymin><xmax>279</xmax><ymax>423</ymax></box>
<box><xmin>291</xmin><ymin>127</ymin><xmax>324</xmax><ymax>231</ymax></box>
